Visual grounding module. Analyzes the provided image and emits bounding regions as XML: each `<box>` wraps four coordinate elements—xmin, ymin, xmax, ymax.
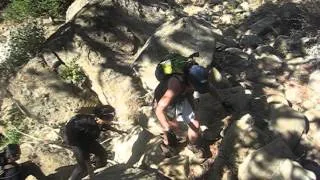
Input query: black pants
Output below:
<box><xmin>69</xmin><ymin>141</ymin><xmax>107</xmax><ymax>180</ymax></box>
<box><xmin>4</xmin><ymin>161</ymin><xmax>46</xmax><ymax>180</ymax></box>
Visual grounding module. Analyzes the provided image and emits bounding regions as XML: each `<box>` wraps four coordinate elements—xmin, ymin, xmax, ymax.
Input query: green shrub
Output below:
<box><xmin>0</xmin><ymin>22</ymin><xmax>45</xmax><ymax>78</ymax></box>
<box><xmin>5</xmin><ymin>129</ymin><xmax>21</xmax><ymax>144</ymax></box>
<box><xmin>0</xmin><ymin>129</ymin><xmax>22</xmax><ymax>148</ymax></box>
<box><xmin>3</xmin><ymin>0</ymin><xmax>74</xmax><ymax>21</ymax></box>
<box><xmin>5</xmin><ymin>105</ymin><xmax>27</xmax><ymax>129</ymax></box>
<box><xmin>3</xmin><ymin>0</ymin><xmax>36</xmax><ymax>21</ymax></box>
<box><xmin>59</xmin><ymin>60</ymin><xmax>87</xmax><ymax>86</ymax></box>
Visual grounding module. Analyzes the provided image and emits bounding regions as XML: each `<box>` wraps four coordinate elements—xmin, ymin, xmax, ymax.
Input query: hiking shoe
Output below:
<box><xmin>160</xmin><ymin>143</ymin><xmax>178</xmax><ymax>158</ymax></box>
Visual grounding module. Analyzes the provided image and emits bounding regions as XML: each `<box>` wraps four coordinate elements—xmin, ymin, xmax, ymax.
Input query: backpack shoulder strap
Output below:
<box><xmin>153</xmin><ymin>74</ymin><xmax>186</xmax><ymax>104</ymax></box>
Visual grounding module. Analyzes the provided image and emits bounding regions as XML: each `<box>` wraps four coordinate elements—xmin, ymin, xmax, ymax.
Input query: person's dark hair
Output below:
<box><xmin>93</xmin><ymin>105</ymin><xmax>115</xmax><ymax>120</ymax></box>
<box><xmin>5</xmin><ymin>144</ymin><xmax>21</xmax><ymax>159</ymax></box>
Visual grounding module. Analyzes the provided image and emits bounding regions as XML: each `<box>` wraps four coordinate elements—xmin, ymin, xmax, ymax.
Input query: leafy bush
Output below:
<box><xmin>59</xmin><ymin>60</ymin><xmax>87</xmax><ymax>86</ymax></box>
<box><xmin>0</xmin><ymin>129</ymin><xmax>22</xmax><ymax>148</ymax></box>
<box><xmin>5</xmin><ymin>104</ymin><xmax>27</xmax><ymax>129</ymax></box>
<box><xmin>5</xmin><ymin>129</ymin><xmax>21</xmax><ymax>144</ymax></box>
<box><xmin>0</xmin><ymin>22</ymin><xmax>45</xmax><ymax>79</ymax></box>
<box><xmin>3</xmin><ymin>0</ymin><xmax>74</xmax><ymax>21</ymax></box>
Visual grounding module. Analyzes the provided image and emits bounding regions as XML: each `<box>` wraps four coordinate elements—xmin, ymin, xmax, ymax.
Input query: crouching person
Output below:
<box><xmin>155</xmin><ymin>64</ymin><xmax>210</xmax><ymax>158</ymax></box>
<box><xmin>64</xmin><ymin>105</ymin><xmax>115</xmax><ymax>180</ymax></box>
<box><xmin>0</xmin><ymin>144</ymin><xmax>47</xmax><ymax>180</ymax></box>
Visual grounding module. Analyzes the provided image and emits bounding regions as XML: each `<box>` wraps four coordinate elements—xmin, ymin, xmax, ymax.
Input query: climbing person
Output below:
<box><xmin>64</xmin><ymin>105</ymin><xmax>115</xmax><ymax>180</ymax></box>
<box><xmin>0</xmin><ymin>143</ymin><xmax>47</xmax><ymax>180</ymax></box>
<box><xmin>154</xmin><ymin>52</ymin><xmax>232</xmax><ymax>157</ymax></box>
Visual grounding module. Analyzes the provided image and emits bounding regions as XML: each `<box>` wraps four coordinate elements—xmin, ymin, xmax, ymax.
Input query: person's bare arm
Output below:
<box><xmin>155</xmin><ymin>77</ymin><xmax>182</xmax><ymax>131</ymax></box>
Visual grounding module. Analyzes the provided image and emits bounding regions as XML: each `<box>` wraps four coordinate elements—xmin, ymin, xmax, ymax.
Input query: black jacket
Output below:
<box><xmin>65</xmin><ymin>114</ymin><xmax>101</xmax><ymax>146</ymax></box>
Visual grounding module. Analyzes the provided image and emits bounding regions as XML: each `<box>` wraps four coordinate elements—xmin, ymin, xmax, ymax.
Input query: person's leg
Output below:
<box><xmin>179</xmin><ymin>99</ymin><xmax>200</xmax><ymax>144</ymax></box>
<box><xmin>187</xmin><ymin>119</ymin><xmax>200</xmax><ymax>144</ymax></box>
<box><xmin>88</xmin><ymin>141</ymin><xmax>107</xmax><ymax>169</ymax></box>
<box><xmin>19</xmin><ymin>161</ymin><xmax>47</xmax><ymax>180</ymax></box>
<box><xmin>4</xmin><ymin>165</ymin><xmax>20</xmax><ymax>180</ymax></box>
<box><xmin>69</xmin><ymin>146</ymin><xmax>90</xmax><ymax>180</ymax></box>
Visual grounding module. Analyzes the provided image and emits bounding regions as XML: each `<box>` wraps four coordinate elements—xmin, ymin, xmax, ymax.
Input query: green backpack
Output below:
<box><xmin>154</xmin><ymin>52</ymin><xmax>199</xmax><ymax>103</ymax></box>
<box><xmin>155</xmin><ymin>52</ymin><xmax>199</xmax><ymax>81</ymax></box>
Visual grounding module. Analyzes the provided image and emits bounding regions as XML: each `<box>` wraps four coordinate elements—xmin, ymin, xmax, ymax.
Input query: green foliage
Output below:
<box><xmin>5</xmin><ymin>105</ymin><xmax>27</xmax><ymax>129</ymax></box>
<box><xmin>0</xmin><ymin>22</ymin><xmax>45</xmax><ymax>79</ymax></box>
<box><xmin>5</xmin><ymin>129</ymin><xmax>21</xmax><ymax>144</ymax></box>
<box><xmin>3</xmin><ymin>0</ymin><xmax>73</xmax><ymax>21</ymax></box>
<box><xmin>0</xmin><ymin>103</ymin><xmax>26</xmax><ymax>148</ymax></box>
<box><xmin>59</xmin><ymin>60</ymin><xmax>87</xmax><ymax>86</ymax></box>
<box><xmin>0</xmin><ymin>129</ymin><xmax>22</xmax><ymax>148</ymax></box>
<box><xmin>3</xmin><ymin>0</ymin><xmax>37</xmax><ymax>21</ymax></box>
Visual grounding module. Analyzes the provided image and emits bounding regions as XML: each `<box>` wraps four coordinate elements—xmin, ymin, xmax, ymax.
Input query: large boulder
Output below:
<box><xmin>219</xmin><ymin>114</ymin><xmax>271</xmax><ymax>172</ymax></box>
<box><xmin>7</xmin><ymin>58</ymin><xmax>98</xmax><ymax>125</ymax></box>
<box><xmin>268</xmin><ymin>104</ymin><xmax>308</xmax><ymax>149</ymax></box>
<box><xmin>134</xmin><ymin>16</ymin><xmax>217</xmax><ymax>89</ymax></box>
<box><xmin>110</xmin><ymin>127</ymin><xmax>154</xmax><ymax>165</ymax></box>
<box><xmin>47</xmin><ymin>1</ymin><xmax>149</xmax><ymax>126</ymax></box>
<box><xmin>20</xmin><ymin>143</ymin><xmax>75</xmax><ymax>179</ymax></box>
<box><xmin>238</xmin><ymin>138</ymin><xmax>316</xmax><ymax>180</ymax></box>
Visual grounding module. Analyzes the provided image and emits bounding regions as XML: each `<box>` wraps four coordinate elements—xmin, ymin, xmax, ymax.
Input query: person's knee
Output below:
<box><xmin>188</xmin><ymin>123</ymin><xmax>200</xmax><ymax>144</ymax></box>
<box><xmin>188</xmin><ymin>129</ymin><xmax>199</xmax><ymax>141</ymax></box>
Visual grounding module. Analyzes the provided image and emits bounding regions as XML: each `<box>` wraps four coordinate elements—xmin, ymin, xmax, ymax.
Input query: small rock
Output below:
<box><xmin>220</xmin><ymin>14</ymin><xmax>233</xmax><ymax>24</ymax></box>
<box><xmin>286</xmin><ymin>57</ymin><xmax>308</xmax><ymax>65</ymax></box>
<box><xmin>267</xmin><ymin>94</ymin><xmax>289</xmax><ymax>106</ymax></box>
<box><xmin>239</xmin><ymin>2</ymin><xmax>250</xmax><ymax>11</ymax></box>
<box><xmin>239</xmin><ymin>35</ymin><xmax>264</xmax><ymax>48</ymax></box>
<box><xmin>256</xmin><ymin>54</ymin><xmax>283</xmax><ymax>72</ymax></box>
<box><xmin>255</xmin><ymin>45</ymin><xmax>280</xmax><ymax>56</ymax></box>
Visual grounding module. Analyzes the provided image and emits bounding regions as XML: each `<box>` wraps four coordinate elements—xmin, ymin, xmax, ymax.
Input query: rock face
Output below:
<box><xmin>134</xmin><ymin>16</ymin><xmax>217</xmax><ymax>89</ymax></box>
<box><xmin>3</xmin><ymin>0</ymin><xmax>320</xmax><ymax>179</ymax></box>
<box><xmin>48</xmin><ymin>1</ymin><xmax>149</xmax><ymax>126</ymax></box>
<box><xmin>111</xmin><ymin>127</ymin><xmax>154</xmax><ymax>165</ymax></box>
<box><xmin>7</xmin><ymin>58</ymin><xmax>99</xmax><ymax>125</ymax></box>
<box><xmin>219</xmin><ymin>114</ymin><xmax>270</xmax><ymax>171</ymax></box>
<box><xmin>238</xmin><ymin>138</ymin><xmax>316</xmax><ymax>180</ymax></box>
<box><xmin>268</xmin><ymin>104</ymin><xmax>308</xmax><ymax>149</ymax></box>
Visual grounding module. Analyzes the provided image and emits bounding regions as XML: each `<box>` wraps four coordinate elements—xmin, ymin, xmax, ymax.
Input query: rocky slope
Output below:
<box><xmin>0</xmin><ymin>0</ymin><xmax>320</xmax><ymax>179</ymax></box>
